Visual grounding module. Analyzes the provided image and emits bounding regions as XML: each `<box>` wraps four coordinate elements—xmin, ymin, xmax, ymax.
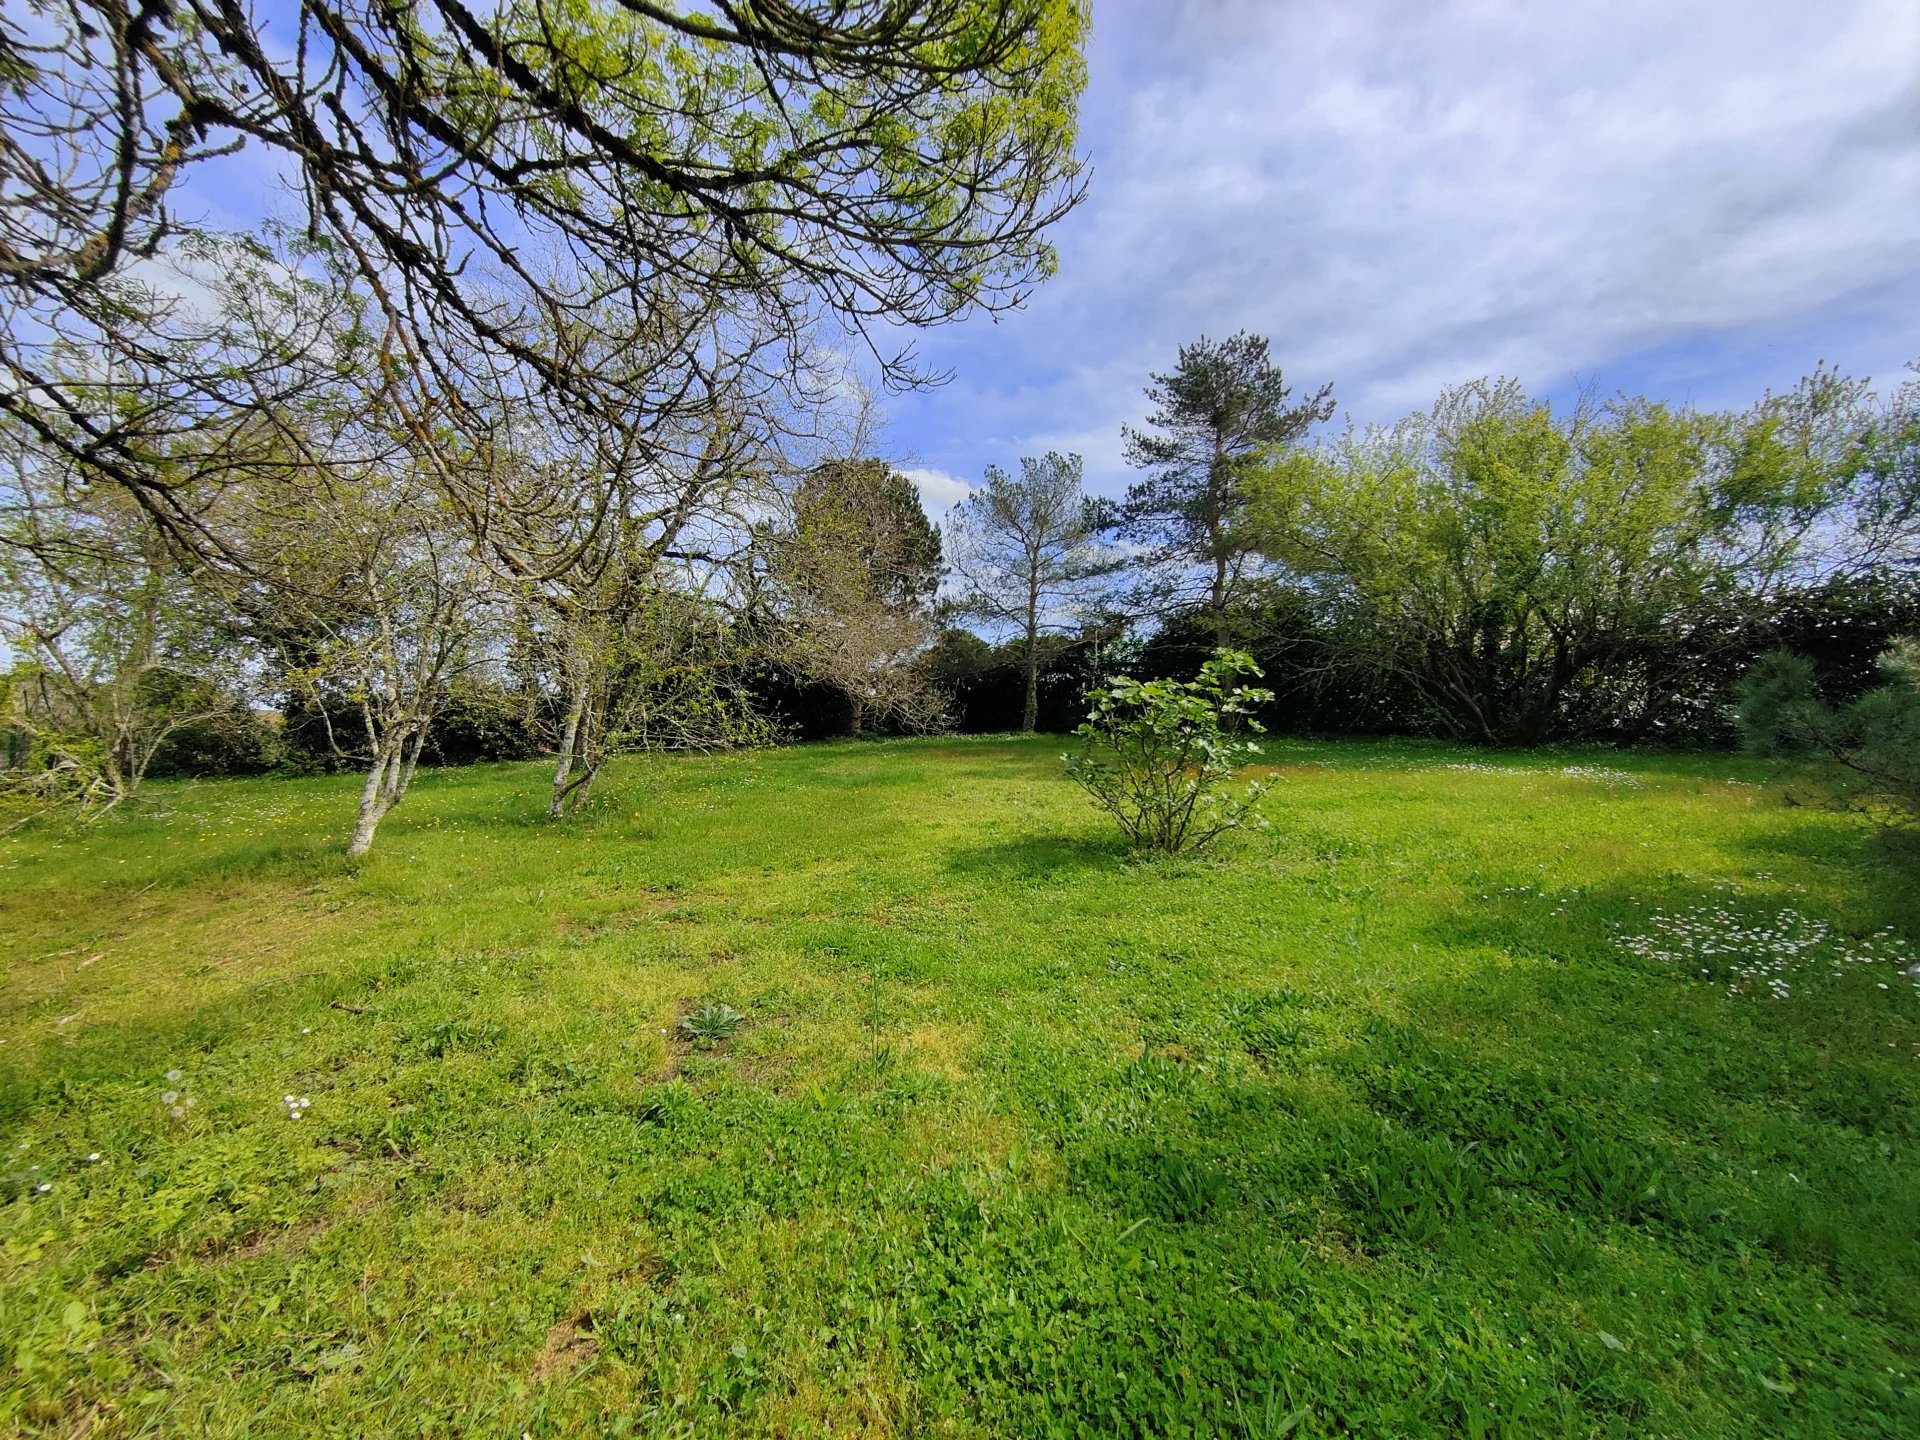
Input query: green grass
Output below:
<box><xmin>1</xmin><ymin>736</ymin><xmax>1916</xmax><ymax>1437</ymax></box>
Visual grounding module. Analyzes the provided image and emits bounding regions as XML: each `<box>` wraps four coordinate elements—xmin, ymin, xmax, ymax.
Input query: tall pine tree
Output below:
<box><xmin>1115</xmin><ymin>333</ymin><xmax>1332</xmax><ymax>644</ymax></box>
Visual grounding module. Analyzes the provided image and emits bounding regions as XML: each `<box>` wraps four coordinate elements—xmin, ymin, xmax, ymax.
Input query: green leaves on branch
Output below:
<box><xmin>1064</xmin><ymin>650</ymin><xmax>1274</xmax><ymax>854</ymax></box>
<box><xmin>4</xmin><ymin>0</ymin><xmax>1090</xmax><ymax>558</ymax></box>
<box><xmin>1247</xmin><ymin>376</ymin><xmax>1873</xmax><ymax>746</ymax></box>
<box><xmin>775</xmin><ymin>459</ymin><xmax>948</xmax><ymax>737</ymax></box>
<box><xmin>1739</xmin><ymin>639</ymin><xmax>1920</xmax><ymax>829</ymax></box>
<box><xmin>1114</xmin><ymin>332</ymin><xmax>1333</xmax><ymax>640</ymax></box>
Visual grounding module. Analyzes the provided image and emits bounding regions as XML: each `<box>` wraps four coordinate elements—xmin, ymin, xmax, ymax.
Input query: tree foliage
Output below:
<box><xmin>944</xmin><ymin>450</ymin><xmax>1115</xmax><ymax>730</ymax></box>
<box><xmin>0</xmin><ymin>439</ymin><xmax>238</xmax><ymax>815</ymax></box>
<box><xmin>769</xmin><ymin>457</ymin><xmax>945</xmax><ymax>736</ymax></box>
<box><xmin>1114</xmin><ymin>332</ymin><xmax>1332</xmax><ymax>642</ymax></box>
<box><xmin>529</xmin><ymin>578</ymin><xmax>770</xmax><ymax>818</ymax></box>
<box><xmin>213</xmin><ymin>434</ymin><xmax>496</xmax><ymax>857</ymax></box>
<box><xmin>0</xmin><ymin>0</ymin><xmax>1089</xmax><ymax>546</ymax></box>
<box><xmin>507</xmin><ymin>359</ymin><xmax>780</xmax><ymax>818</ymax></box>
<box><xmin>1739</xmin><ymin>641</ymin><xmax>1920</xmax><ymax>829</ymax></box>
<box><xmin>1250</xmin><ymin>378</ymin><xmax>1853</xmax><ymax>745</ymax></box>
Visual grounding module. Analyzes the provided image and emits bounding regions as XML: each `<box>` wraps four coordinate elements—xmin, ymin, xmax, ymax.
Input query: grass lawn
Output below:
<box><xmin>1</xmin><ymin>736</ymin><xmax>1916</xmax><ymax>1437</ymax></box>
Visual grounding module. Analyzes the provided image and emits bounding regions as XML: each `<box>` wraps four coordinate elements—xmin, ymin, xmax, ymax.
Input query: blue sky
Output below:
<box><xmin>886</xmin><ymin>0</ymin><xmax>1920</xmax><ymax>515</ymax></box>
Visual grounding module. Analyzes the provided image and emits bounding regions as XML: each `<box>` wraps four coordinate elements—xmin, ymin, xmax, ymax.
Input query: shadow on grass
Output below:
<box><xmin>1868</xmin><ymin>828</ymin><xmax>1920</xmax><ymax>926</ymax></box>
<box><xmin>941</xmin><ymin>830</ymin><xmax>1130</xmax><ymax>883</ymax></box>
<box><xmin>1727</xmin><ymin>817</ymin><xmax>1920</xmax><ymax>929</ymax></box>
<box><xmin>1394</xmin><ymin>893</ymin><xmax>1919</xmax><ymax>1320</ymax></box>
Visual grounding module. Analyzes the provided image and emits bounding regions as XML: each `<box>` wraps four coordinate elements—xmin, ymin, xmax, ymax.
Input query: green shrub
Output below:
<box><xmin>1739</xmin><ymin>637</ymin><xmax>1920</xmax><ymax>828</ymax></box>
<box><xmin>1063</xmin><ymin>649</ymin><xmax>1274</xmax><ymax>853</ymax></box>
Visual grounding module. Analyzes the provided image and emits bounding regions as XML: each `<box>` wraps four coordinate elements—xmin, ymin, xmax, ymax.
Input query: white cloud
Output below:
<box><xmin>901</xmin><ymin>466</ymin><xmax>971</xmax><ymax>518</ymax></box>
<box><xmin>896</xmin><ymin>0</ymin><xmax>1920</xmax><ymax>494</ymax></box>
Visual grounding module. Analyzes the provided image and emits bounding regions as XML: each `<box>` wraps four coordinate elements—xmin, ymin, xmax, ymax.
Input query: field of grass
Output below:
<box><xmin>1</xmin><ymin>736</ymin><xmax>1916</xmax><ymax>1437</ymax></box>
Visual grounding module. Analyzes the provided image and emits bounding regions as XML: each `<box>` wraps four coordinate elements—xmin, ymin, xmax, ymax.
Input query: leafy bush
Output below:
<box><xmin>1739</xmin><ymin>637</ymin><xmax>1920</xmax><ymax>827</ymax></box>
<box><xmin>146</xmin><ymin>673</ymin><xmax>284</xmax><ymax>777</ymax></box>
<box><xmin>1063</xmin><ymin>649</ymin><xmax>1274</xmax><ymax>853</ymax></box>
<box><xmin>2</xmin><ymin>663</ymin><xmax>265</xmax><ymax>813</ymax></box>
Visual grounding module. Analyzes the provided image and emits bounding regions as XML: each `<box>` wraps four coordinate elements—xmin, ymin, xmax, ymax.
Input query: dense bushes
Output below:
<box><xmin>421</xmin><ymin>682</ymin><xmax>544</xmax><ymax>767</ymax></box>
<box><xmin>146</xmin><ymin>700</ymin><xmax>283</xmax><ymax>778</ymax></box>
<box><xmin>1245</xmin><ymin>374</ymin><xmax>1914</xmax><ymax>746</ymax></box>
<box><xmin>14</xmin><ymin>344</ymin><xmax>1913</xmax><ymax>790</ymax></box>
<box><xmin>1100</xmin><ymin>569</ymin><xmax>1920</xmax><ymax>749</ymax></box>
<box><xmin>925</xmin><ymin>627</ymin><xmax>1128</xmax><ymax>735</ymax></box>
<box><xmin>82</xmin><ymin>567</ymin><xmax>1920</xmax><ymax>788</ymax></box>
<box><xmin>32</xmin><ymin>566</ymin><xmax>1910</xmax><ymax>794</ymax></box>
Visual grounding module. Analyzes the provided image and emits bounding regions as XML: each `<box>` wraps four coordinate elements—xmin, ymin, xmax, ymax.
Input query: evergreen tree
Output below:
<box><xmin>778</xmin><ymin>459</ymin><xmax>945</xmax><ymax>736</ymax></box>
<box><xmin>1115</xmin><ymin>332</ymin><xmax>1332</xmax><ymax>643</ymax></box>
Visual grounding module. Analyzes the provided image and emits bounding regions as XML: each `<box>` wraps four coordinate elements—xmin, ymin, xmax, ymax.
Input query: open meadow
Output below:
<box><xmin>2</xmin><ymin>737</ymin><xmax>1916</xmax><ymax>1438</ymax></box>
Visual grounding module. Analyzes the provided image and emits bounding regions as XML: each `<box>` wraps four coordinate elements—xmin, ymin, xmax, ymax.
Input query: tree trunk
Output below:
<box><xmin>848</xmin><ymin>695</ymin><xmax>864</xmax><ymax>738</ymax></box>
<box><xmin>395</xmin><ymin>726</ymin><xmax>428</xmax><ymax>803</ymax></box>
<box><xmin>1022</xmin><ymin>571</ymin><xmax>1041</xmax><ymax>733</ymax></box>
<box><xmin>549</xmin><ymin>691</ymin><xmax>587</xmax><ymax>818</ymax></box>
<box><xmin>111</xmin><ymin>729</ymin><xmax>138</xmax><ymax>801</ymax></box>
<box><xmin>1211</xmin><ymin>552</ymin><xmax>1229</xmax><ymax>648</ymax></box>
<box><xmin>1209</xmin><ymin>488</ymin><xmax>1241</xmax><ymax>727</ymax></box>
<box><xmin>347</xmin><ymin>740</ymin><xmax>399</xmax><ymax>858</ymax></box>
<box><xmin>552</xmin><ymin>712</ymin><xmax>603</xmax><ymax>817</ymax></box>
<box><xmin>100</xmin><ymin>746</ymin><xmax>129</xmax><ymax>807</ymax></box>
<box><xmin>379</xmin><ymin>734</ymin><xmax>406</xmax><ymax>805</ymax></box>
<box><xmin>1210</xmin><ymin>436</ymin><xmax>1231</xmax><ymax>647</ymax></box>
<box><xmin>573</xmin><ymin>757</ymin><xmax>602</xmax><ymax>808</ymax></box>
<box><xmin>1021</xmin><ymin>627</ymin><xmax>1040</xmax><ymax>734</ymax></box>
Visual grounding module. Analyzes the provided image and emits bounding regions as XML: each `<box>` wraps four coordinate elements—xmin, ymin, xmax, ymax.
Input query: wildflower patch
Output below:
<box><xmin>1617</xmin><ymin>900</ymin><xmax>1918</xmax><ymax>1000</ymax></box>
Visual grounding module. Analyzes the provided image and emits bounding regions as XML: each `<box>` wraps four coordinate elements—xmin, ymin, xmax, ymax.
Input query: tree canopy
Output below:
<box><xmin>770</xmin><ymin>457</ymin><xmax>944</xmax><ymax>735</ymax></box>
<box><xmin>1248</xmin><ymin>378</ymin><xmax>1863</xmax><ymax>745</ymax></box>
<box><xmin>945</xmin><ymin>450</ymin><xmax>1114</xmax><ymax>731</ymax></box>
<box><xmin>1</xmin><ymin>0</ymin><xmax>1090</xmax><ymax>544</ymax></box>
<box><xmin>1113</xmin><ymin>331</ymin><xmax>1332</xmax><ymax>642</ymax></box>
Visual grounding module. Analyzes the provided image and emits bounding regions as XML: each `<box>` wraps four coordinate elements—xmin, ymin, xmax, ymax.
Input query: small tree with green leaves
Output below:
<box><xmin>1738</xmin><ymin>639</ymin><xmax>1920</xmax><ymax>829</ymax></box>
<box><xmin>772</xmin><ymin>458</ymin><xmax>947</xmax><ymax>737</ymax></box>
<box><xmin>945</xmin><ymin>450</ymin><xmax>1117</xmax><ymax>731</ymax></box>
<box><xmin>0</xmin><ymin>440</ymin><xmax>243</xmax><ymax>818</ymax></box>
<box><xmin>1064</xmin><ymin>650</ymin><xmax>1274</xmax><ymax>853</ymax></box>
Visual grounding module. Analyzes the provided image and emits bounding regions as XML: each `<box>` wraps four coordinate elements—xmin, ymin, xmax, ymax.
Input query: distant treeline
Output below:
<box><xmin>119</xmin><ymin>562</ymin><xmax>1912</xmax><ymax>783</ymax></box>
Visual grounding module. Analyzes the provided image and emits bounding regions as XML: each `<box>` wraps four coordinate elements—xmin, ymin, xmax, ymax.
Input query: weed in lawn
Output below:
<box><xmin>677</xmin><ymin>1002</ymin><xmax>746</xmax><ymax>1047</ymax></box>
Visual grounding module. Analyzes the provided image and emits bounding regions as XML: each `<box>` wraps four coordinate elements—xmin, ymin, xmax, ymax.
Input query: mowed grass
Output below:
<box><xmin>1</xmin><ymin>736</ymin><xmax>1916</xmax><ymax>1438</ymax></box>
